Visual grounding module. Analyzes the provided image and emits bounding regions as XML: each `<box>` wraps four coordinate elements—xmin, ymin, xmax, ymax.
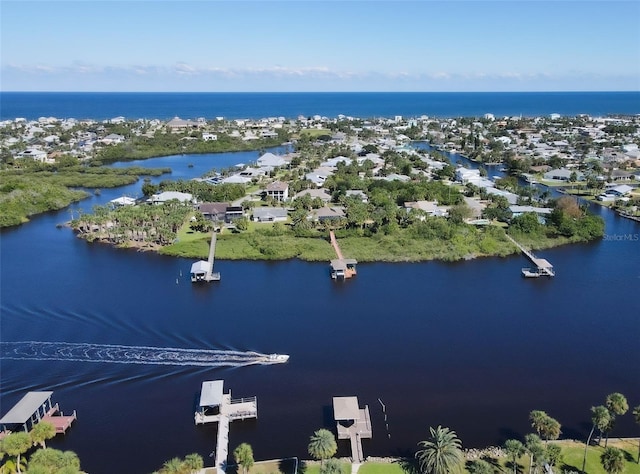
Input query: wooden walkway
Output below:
<box><xmin>505</xmin><ymin>234</ymin><xmax>555</xmax><ymax>277</ymax></box>
<box><xmin>333</xmin><ymin>397</ymin><xmax>372</xmax><ymax>463</ymax></box>
<box><xmin>206</xmin><ymin>232</ymin><xmax>220</xmax><ymax>281</ymax></box>
<box><xmin>329</xmin><ymin>231</ymin><xmax>357</xmax><ymax>279</ymax></box>
<box><xmin>195</xmin><ymin>384</ymin><xmax>257</xmax><ymax>473</ymax></box>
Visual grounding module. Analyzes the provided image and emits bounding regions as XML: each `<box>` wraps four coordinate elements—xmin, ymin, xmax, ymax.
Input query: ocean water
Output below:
<box><xmin>1</xmin><ymin>91</ymin><xmax>639</xmax><ymax>121</ymax></box>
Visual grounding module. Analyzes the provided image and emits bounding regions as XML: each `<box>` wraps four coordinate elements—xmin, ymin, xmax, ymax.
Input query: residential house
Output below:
<box><xmin>294</xmin><ymin>188</ymin><xmax>332</xmax><ymax>203</ymax></box>
<box><xmin>265</xmin><ymin>181</ymin><xmax>289</xmax><ymax>202</ymax></box>
<box><xmin>202</xmin><ymin>133</ymin><xmax>218</xmax><ymax>141</ymax></box>
<box><xmin>17</xmin><ymin>148</ymin><xmax>51</xmax><ymax>163</ymax></box>
<box><xmin>252</xmin><ymin>207</ymin><xmax>288</xmax><ymax>223</ymax></box>
<box><xmin>148</xmin><ymin>191</ymin><xmax>194</xmax><ymax>205</ymax></box>
<box><xmin>404</xmin><ymin>201</ymin><xmax>449</xmax><ymax>217</ymax></box>
<box><xmin>225</xmin><ymin>206</ymin><xmax>244</xmax><ymax>222</ymax></box>
<box><xmin>543</xmin><ymin>168</ymin><xmax>585</xmax><ymax>181</ymax></box>
<box><xmin>257</xmin><ymin>152</ymin><xmax>287</xmax><ymax>167</ymax></box>
<box><xmin>313</xmin><ymin>206</ymin><xmax>346</xmax><ymax>222</ymax></box>
<box><xmin>198</xmin><ymin>202</ymin><xmax>229</xmax><ymax>222</ymax></box>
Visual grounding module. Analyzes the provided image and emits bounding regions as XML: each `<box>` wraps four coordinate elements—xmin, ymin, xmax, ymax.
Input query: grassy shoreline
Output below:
<box><xmin>158</xmin><ymin>220</ymin><xmax>599</xmax><ymax>263</ymax></box>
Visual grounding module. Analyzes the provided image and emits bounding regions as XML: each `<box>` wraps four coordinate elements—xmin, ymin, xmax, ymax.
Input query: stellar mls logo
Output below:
<box><xmin>603</xmin><ymin>233</ymin><xmax>639</xmax><ymax>242</ymax></box>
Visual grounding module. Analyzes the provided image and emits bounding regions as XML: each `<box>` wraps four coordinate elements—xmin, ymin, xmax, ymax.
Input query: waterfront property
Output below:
<box><xmin>0</xmin><ymin>391</ymin><xmax>76</xmax><ymax>435</ymax></box>
<box><xmin>191</xmin><ymin>231</ymin><xmax>220</xmax><ymax>282</ymax></box>
<box><xmin>505</xmin><ymin>234</ymin><xmax>555</xmax><ymax>278</ymax></box>
<box><xmin>329</xmin><ymin>230</ymin><xmax>357</xmax><ymax>279</ymax></box>
<box><xmin>194</xmin><ymin>380</ymin><xmax>257</xmax><ymax>474</ymax></box>
<box><xmin>332</xmin><ymin>396</ymin><xmax>372</xmax><ymax>463</ymax></box>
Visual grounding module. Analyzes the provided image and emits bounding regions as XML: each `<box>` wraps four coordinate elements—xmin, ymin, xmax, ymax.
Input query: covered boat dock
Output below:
<box><xmin>0</xmin><ymin>391</ymin><xmax>76</xmax><ymax>435</ymax></box>
<box><xmin>333</xmin><ymin>396</ymin><xmax>372</xmax><ymax>463</ymax></box>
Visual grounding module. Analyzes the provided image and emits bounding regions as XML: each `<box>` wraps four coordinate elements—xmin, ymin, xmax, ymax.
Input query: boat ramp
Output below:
<box><xmin>505</xmin><ymin>234</ymin><xmax>555</xmax><ymax>278</ymax></box>
<box><xmin>194</xmin><ymin>380</ymin><xmax>257</xmax><ymax>474</ymax></box>
<box><xmin>191</xmin><ymin>230</ymin><xmax>221</xmax><ymax>282</ymax></box>
<box><xmin>329</xmin><ymin>231</ymin><xmax>357</xmax><ymax>279</ymax></box>
<box><xmin>0</xmin><ymin>391</ymin><xmax>76</xmax><ymax>437</ymax></box>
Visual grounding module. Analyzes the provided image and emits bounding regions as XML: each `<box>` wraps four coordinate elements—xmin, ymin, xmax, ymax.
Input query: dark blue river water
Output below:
<box><xmin>1</xmin><ymin>148</ymin><xmax>639</xmax><ymax>474</ymax></box>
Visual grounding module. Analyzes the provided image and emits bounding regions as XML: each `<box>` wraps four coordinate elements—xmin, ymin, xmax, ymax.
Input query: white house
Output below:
<box><xmin>202</xmin><ymin>133</ymin><xmax>218</xmax><ymax>141</ymax></box>
<box><xmin>148</xmin><ymin>191</ymin><xmax>194</xmax><ymax>205</ymax></box>
<box><xmin>17</xmin><ymin>148</ymin><xmax>50</xmax><ymax>163</ymax></box>
<box><xmin>257</xmin><ymin>152</ymin><xmax>287</xmax><ymax>167</ymax></box>
<box><xmin>252</xmin><ymin>207</ymin><xmax>288</xmax><ymax>223</ymax></box>
<box><xmin>265</xmin><ymin>181</ymin><xmax>289</xmax><ymax>202</ymax></box>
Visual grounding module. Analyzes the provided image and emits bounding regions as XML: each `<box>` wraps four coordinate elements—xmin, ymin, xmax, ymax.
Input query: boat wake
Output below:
<box><xmin>0</xmin><ymin>341</ymin><xmax>288</xmax><ymax>368</ymax></box>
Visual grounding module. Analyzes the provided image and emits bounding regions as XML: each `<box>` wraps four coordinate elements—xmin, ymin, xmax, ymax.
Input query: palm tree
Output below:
<box><xmin>30</xmin><ymin>421</ymin><xmax>56</xmax><ymax>448</ymax></box>
<box><xmin>539</xmin><ymin>416</ymin><xmax>561</xmax><ymax>443</ymax></box>
<box><xmin>504</xmin><ymin>439</ymin><xmax>526</xmax><ymax>474</ymax></box>
<box><xmin>604</xmin><ymin>393</ymin><xmax>628</xmax><ymax>447</ymax></box>
<box><xmin>529</xmin><ymin>411</ymin><xmax>548</xmax><ymax>438</ymax></box>
<box><xmin>233</xmin><ymin>443</ymin><xmax>254</xmax><ymax>474</ymax></box>
<box><xmin>600</xmin><ymin>447</ymin><xmax>625</xmax><ymax>474</ymax></box>
<box><xmin>468</xmin><ymin>459</ymin><xmax>495</xmax><ymax>474</ymax></box>
<box><xmin>161</xmin><ymin>457</ymin><xmax>183</xmax><ymax>474</ymax></box>
<box><xmin>320</xmin><ymin>458</ymin><xmax>345</xmax><ymax>474</ymax></box>
<box><xmin>582</xmin><ymin>404</ymin><xmax>611</xmax><ymax>472</ymax></box>
<box><xmin>524</xmin><ymin>434</ymin><xmax>544</xmax><ymax>474</ymax></box>
<box><xmin>308</xmin><ymin>429</ymin><xmax>337</xmax><ymax>466</ymax></box>
<box><xmin>1</xmin><ymin>432</ymin><xmax>32</xmax><ymax>474</ymax></box>
<box><xmin>183</xmin><ymin>453</ymin><xmax>204</xmax><ymax>473</ymax></box>
<box><xmin>605</xmin><ymin>393</ymin><xmax>629</xmax><ymax>417</ymax></box>
<box><xmin>415</xmin><ymin>425</ymin><xmax>464</xmax><ymax>474</ymax></box>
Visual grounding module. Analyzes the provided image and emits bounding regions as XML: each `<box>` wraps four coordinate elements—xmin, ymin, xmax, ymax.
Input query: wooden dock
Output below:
<box><xmin>42</xmin><ymin>403</ymin><xmax>77</xmax><ymax>434</ymax></box>
<box><xmin>0</xmin><ymin>391</ymin><xmax>76</xmax><ymax>436</ymax></box>
<box><xmin>333</xmin><ymin>397</ymin><xmax>372</xmax><ymax>463</ymax></box>
<box><xmin>195</xmin><ymin>381</ymin><xmax>257</xmax><ymax>473</ymax></box>
<box><xmin>505</xmin><ymin>234</ymin><xmax>555</xmax><ymax>277</ymax></box>
<box><xmin>329</xmin><ymin>231</ymin><xmax>357</xmax><ymax>279</ymax></box>
<box><xmin>191</xmin><ymin>231</ymin><xmax>221</xmax><ymax>282</ymax></box>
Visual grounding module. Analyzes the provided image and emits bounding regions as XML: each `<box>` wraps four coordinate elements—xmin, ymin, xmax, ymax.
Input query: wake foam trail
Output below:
<box><xmin>0</xmin><ymin>341</ymin><xmax>278</xmax><ymax>368</ymax></box>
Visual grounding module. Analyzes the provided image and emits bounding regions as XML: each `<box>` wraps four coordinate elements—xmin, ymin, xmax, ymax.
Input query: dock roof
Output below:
<box><xmin>333</xmin><ymin>396</ymin><xmax>360</xmax><ymax>421</ymax></box>
<box><xmin>0</xmin><ymin>391</ymin><xmax>53</xmax><ymax>425</ymax></box>
<box><xmin>533</xmin><ymin>258</ymin><xmax>553</xmax><ymax>269</ymax></box>
<box><xmin>190</xmin><ymin>260</ymin><xmax>209</xmax><ymax>274</ymax></box>
<box><xmin>199</xmin><ymin>380</ymin><xmax>224</xmax><ymax>408</ymax></box>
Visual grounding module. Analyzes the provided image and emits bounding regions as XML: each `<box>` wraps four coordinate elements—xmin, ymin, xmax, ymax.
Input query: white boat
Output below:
<box><xmin>268</xmin><ymin>354</ymin><xmax>289</xmax><ymax>363</ymax></box>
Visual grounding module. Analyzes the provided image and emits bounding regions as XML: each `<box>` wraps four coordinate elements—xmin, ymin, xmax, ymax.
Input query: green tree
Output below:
<box><xmin>600</xmin><ymin>447</ymin><xmax>625</xmax><ymax>474</ymax></box>
<box><xmin>161</xmin><ymin>457</ymin><xmax>183</xmax><ymax>474</ymax></box>
<box><xmin>320</xmin><ymin>458</ymin><xmax>345</xmax><ymax>474</ymax></box>
<box><xmin>1</xmin><ymin>432</ymin><xmax>32</xmax><ymax>473</ymax></box>
<box><xmin>27</xmin><ymin>448</ymin><xmax>81</xmax><ymax>473</ymax></box>
<box><xmin>604</xmin><ymin>393</ymin><xmax>629</xmax><ymax>446</ymax></box>
<box><xmin>467</xmin><ymin>459</ymin><xmax>494</xmax><ymax>474</ymax></box>
<box><xmin>545</xmin><ymin>443</ymin><xmax>563</xmax><ymax>468</ymax></box>
<box><xmin>583</xmin><ymin>405</ymin><xmax>612</xmax><ymax>472</ymax></box>
<box><xmin>233</xmin><ymin>443</ymin><xmax>254</xmax><ymax>474</ymax></box>
<box><xmin>183</xmin><ymin>453</ymin><xmax>204</xmax><ymax>473</ymax></box>
<box><xmin>30</xmin><ymin>421</ymin><xmax>57</xmax><ymax>449</ymax></box>
<box><xmin>416</xmin><ymin>425</ymin><xmax>464</xmax><ymax>474</ymax></box>
<box><xmin>529</xmin><ymin>411</ymin><xmax>548</xmax><ymax>438</ymax></box>
<box><xmin>504</xmin><ymin>439</ymin><xmax>526</xmax><ymax>474</ymax></box>
<box><xmin>524</xmin><ymin>434</ymin><xmax>544</xmax><ymax>474</ymax></box>
<box><xmin>539</xmin><ymin>416</ymin><xmax>561</xmax><ymax>443</ymax></box>
<box><xmin>308</xmin><ymin>429</ymin><xmax>337</xmax><ymax>466</ymax></box>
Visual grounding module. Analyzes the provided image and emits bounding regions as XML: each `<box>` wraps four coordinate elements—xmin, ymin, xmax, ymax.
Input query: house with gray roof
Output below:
<box><xmin>252</xmin><ymin>207</ymin><xmax>288</xmax><ymax>223</ymax></box>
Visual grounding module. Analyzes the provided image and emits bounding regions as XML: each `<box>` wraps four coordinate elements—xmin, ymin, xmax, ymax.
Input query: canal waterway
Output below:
<box><xmin>1</xmin><ymin>148</ymin><xmax>639</xmax><ymax>474</ymax></box>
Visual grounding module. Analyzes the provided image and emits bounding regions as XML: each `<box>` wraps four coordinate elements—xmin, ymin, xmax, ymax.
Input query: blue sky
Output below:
<box><xmin>1</xmin><ymin>0</ymin><xmax>639</xmax><ymax>92</ymax></box>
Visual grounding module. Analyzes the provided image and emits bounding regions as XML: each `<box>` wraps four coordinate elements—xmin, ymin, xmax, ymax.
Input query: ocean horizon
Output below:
<box><xmin>2</xmin><ymin>91</ymin><xmax>639</xmax><ymax>121</ymax></box>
